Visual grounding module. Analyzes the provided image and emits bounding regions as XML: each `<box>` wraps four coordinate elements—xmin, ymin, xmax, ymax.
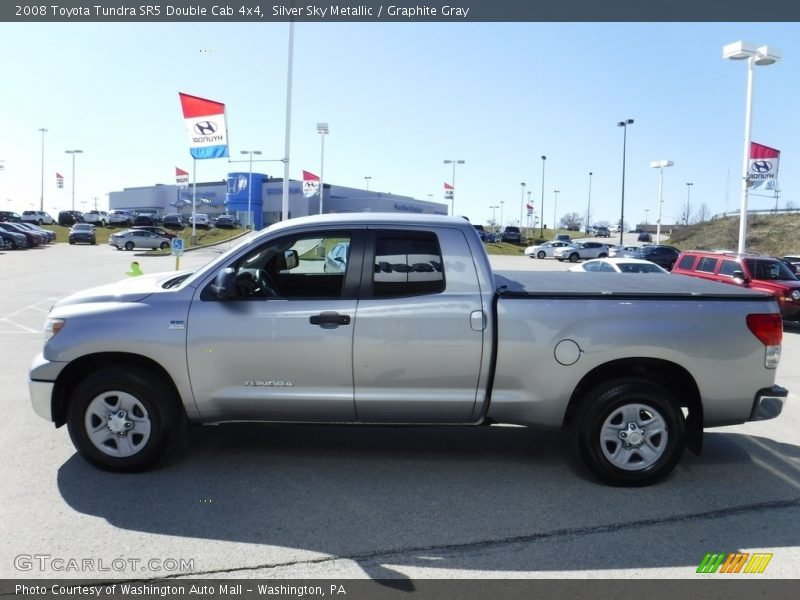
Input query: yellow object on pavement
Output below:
<box><xmin>126</xmin><ymin>261</ymin><xmax>143</xmax><ymax>277</ymax></box>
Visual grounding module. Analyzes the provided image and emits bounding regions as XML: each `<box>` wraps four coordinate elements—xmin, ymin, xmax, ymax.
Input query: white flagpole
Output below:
<box><xmin>191</xmin><ymin>158</ymin><xmax>197</xmax><ymax>244</ymax></box>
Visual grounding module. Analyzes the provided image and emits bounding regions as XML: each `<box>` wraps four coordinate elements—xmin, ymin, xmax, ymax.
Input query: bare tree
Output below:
<box><xmin>559</xmin><ymin>212</ymin><xmax>584</xmax><ymax>231</ymax></box>
<box><xmin>786</xmin><ymin>199</ymin><xmax>797</xmax><ymax>212</ymax></box>
<box><xmin>696</xmin><ymin>203</ymin><xmax>710</xmax><ymax>223</ymax></box>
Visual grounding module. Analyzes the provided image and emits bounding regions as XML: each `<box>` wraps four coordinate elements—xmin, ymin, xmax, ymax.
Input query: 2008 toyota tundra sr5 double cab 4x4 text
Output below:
<box><xmin>29</xmin><ymin>214</ymin><xmax>788</xmax><ymax>485</ymax></box>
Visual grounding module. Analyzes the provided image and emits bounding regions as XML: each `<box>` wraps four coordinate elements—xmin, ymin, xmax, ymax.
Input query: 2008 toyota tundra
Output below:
<box><xmin>29</xmin><ymin>214</ymin><xmax>788</xmax><ymax>485</ymax></box>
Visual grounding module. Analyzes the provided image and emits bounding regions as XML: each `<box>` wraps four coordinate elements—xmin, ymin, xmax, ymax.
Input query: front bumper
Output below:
<box><xmin>750</xmin><ymin>385</ymin><xmax>788</xmax><ymax>421</ymax></box>
<box><xmin>29</xmin><ymin>380</ymin><xmax>55</xmax><ymax>421</ymax></box>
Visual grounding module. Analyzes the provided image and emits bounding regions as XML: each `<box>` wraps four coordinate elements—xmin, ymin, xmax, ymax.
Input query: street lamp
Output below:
<box><xmin>64</xmin><ymin>149</ymin><xmax>83</xmax><ymax>211</ymax></box>
<box><xmin>586</xmin><ymin>171</ymin><xmax>593</xmax><ymax>233</ymax></box>
<box><xmin>499</xmin><ymin>200</ymin><xmax>504</xmax><ymax>231</ymax></box>
<box><xmin>317</xmin><ymin>122</ymin><xmax>329</xmax><ymax>214</ymax></box>
<box><xmin>38</xmin><ymin>128</ymin><xmax>47</xmax><ymax>211</ymax></box>
<box><xmin>650</xmin><ymin>159</ymin><xmax>674</xmax><ymax>244</ymax></box>
<box><xmin>617</xmin><ymin>119</ymin><xmax>634</xmax><ymax>246</ymax></box>
<box><xmin>489</xmin><ymin>205</ymin><xmax>499</xmax><ymax>234</ymax></box>
<box><xmin>723</xmin><ymin>41</ymin><xmax>781</xmax><ymax>254</ymax></box>
<box><xmin>685</xmin><ymin>182</ymin><xmax>694</xmax><ymax>226</ymax></box>
<box><xmin>364</xmin><ymin>176</ymin><xmax>371</xmax><ymax>191</ymax></box>
<box><xmin>519</xmin><ymin>182</ymin><xmax>526</xmax><ymax>230</ymax></box>
<box><xmin>539</xmin><ymin>155</ymin><xmax>546</xmax><ymax>238</ymax></box>
<box><xmin>553</xmin><ymin>189</ymin><xmax>560</xmax><ymax>231</ymax></box>
<box><xmin>241</xmin><ymin>150</ymin><xmax>262</xmax><ymax>229</ymax></box>
<box><xmin>527</xmin><ymin>190</ymin><xmax>532</xmax><ymax>234</ymax></box>
<box><xmin>443</xmin><ymin>159</ymin><xmax>465</xmax><ymax>216</ymax></box>
<box><xmin>645</xmin><ymin>209</ymin><xmax>650</xmax><ymax>225</ymax></box>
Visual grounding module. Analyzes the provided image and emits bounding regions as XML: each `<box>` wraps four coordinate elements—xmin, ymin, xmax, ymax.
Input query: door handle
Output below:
<box><xmin>310</xmin><ymin>312</ymin><xmax>351</xmax><ymax>328</ymax></box>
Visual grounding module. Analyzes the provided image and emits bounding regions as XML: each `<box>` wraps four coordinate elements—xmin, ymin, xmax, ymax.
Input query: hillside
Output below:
<box><xmin>667</xmin><ymin>213</ymin><xmax>800</xmax><ymax>257</ymax></box>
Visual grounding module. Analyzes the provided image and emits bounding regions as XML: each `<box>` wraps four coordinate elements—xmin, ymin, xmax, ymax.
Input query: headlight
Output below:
<box><xmin>44</xmin><ymin>318</ymin><xmax>65</xmax><ymax>340</ymax></box>
<box><xmin>791</xmin><ymin>289</ymin><xmax>800</xmax><ymax>301</ymax></box>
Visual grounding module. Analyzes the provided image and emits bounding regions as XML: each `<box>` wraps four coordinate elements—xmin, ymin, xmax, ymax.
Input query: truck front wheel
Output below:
<box><xmin>575</xmin><ymin>378</ymin><xmax>685</xmax><ymax>486</ymax></box>
<box><xmin>67</xmin><ymin>367</ymin><xmax>180</xmax><ymax>472</ymax></box>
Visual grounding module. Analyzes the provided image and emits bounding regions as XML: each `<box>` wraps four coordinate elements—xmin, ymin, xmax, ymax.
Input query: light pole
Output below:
<box><xmin>553</xmin><ymin>189</ymin><xmax>560</xmax><ymax>231</ymax></box>
<box><xmin>38</xmin><ymin>128</ymin><xmax>47</xmax><ymax>211</ymax></box>
<box><xmin>723</xmin><ymin>41</ymin><xmax>781</xmax><ymax>254</ymax></box>
<box><xmin>489</xmin><ymin>205</ymin><xmax>499</xmax><ymax>234</ymax></box>
<box><xmin>685</xmin><ymin>182</ymin><xmax>694</xmax><ymax>226</ymax></box>
<box><xmin>64</xmin><ymin>149</ymin><xmax>83</xmax><ymax>211</ymax></box>
<box><xmin>364</xmin><ymin>176</ymin><xmax>371</xmax><ymax>191</ymax></box>
<box><xmin>645</xmin><ymin>209</ymin><xmax>650</xmax><ymax>225</ymax></box>
<box><xmin>527</xmin><ymin>190</ymin><xmax>532</xmax><ymax>235</ymax></box>
<box><xmin>539</xmin><ymin>155</ymin><xmax>546</xmax><ymax>238</ymax></box>
<box><xmin>241</xmin><ymin>150</ymin><xmax>262</xmax><ymax>229</ymax></box>
<box><xmin>317</xmin><ymin>122</ymin><xmax>329</xmax><ymax>214</ymax></box>
<box><xmin>650</xmin><ymin>159</ymin><xmax>674</xmax><ymax>244</ymax></box>
<box><xmin>586</xmin><ymin>171</ymin><xmax>593</xmax><ymax>233</ymax></box>
<box><xmin>519</xmin><ymin>182</ymin><xmax>526</xmax><ymax>229</ymax></box>
<box><xmin>617</xmin><ymin>119</ymin><xmax>634</xmax><ymax>246</ymax></box>
<box><xmin>499</xmin><ymin>200</ymin><xmax>504</xmax><ymax>231</ymax></box>
<box><xmin>443</xmin><ymin>159</ymin><xmax>465</xmax><ymax>216</ymax></box>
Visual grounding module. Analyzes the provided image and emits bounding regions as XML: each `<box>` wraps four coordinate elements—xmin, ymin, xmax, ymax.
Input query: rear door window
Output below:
<box><xmin>372</xmin><ymin>231</ymin><xmax>444</xmax><ymax>297</ymax></box>
<box><xmin>696</xmin><ymin>257</ymin><xmax>718</xmax><ymax>273</ymax></box>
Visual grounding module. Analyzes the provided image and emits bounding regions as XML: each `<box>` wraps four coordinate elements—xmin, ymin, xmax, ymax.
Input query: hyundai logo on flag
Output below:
<box><xmin>194</xmin><ymin>121</ymin><xmax>218</xmax><ymax>135</ymax></box>
<box><xmin>752</xmin><ymin>161</ymin><xmax>773</xmax><ymax>173</ymax></box>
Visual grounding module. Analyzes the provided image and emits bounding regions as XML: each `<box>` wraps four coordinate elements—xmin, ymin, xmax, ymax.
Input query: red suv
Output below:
<box><xmin>672</xmin><ymin>251</ymin><xmax>800</xmax><ymax>320</ymax></box>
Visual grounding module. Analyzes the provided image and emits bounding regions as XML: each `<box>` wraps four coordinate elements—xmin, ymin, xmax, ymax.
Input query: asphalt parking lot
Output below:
<box><xmin>1</xmin><ymin>240</ymin><xmax>798</xmax><ymax>581</ymax></box>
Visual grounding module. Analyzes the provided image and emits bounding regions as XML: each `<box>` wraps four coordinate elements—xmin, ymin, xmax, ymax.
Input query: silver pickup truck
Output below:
<box><xmin>29</xmin><ymin>214</ymin><xmax>787</xmax><ymax>485</ymax></box>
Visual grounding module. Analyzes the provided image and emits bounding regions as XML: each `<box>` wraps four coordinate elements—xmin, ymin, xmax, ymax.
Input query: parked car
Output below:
<box><xmin>473</xmin><ymin>224</ymin><xmax>487</xmax><ymax>241</ymax></box>
<box><xmin>109</xmin><ymin>210</ymin><xmax>135</xmax><ymax>227</ymax></box>
<box><xmin>554</xmin><ymin>233</ymin><xmax>571</xmax><ymax>243</ymax></box>
<box><xmin>524</xmin><ymin>240</ymin><xmax>571</xmax><ymax>259</ymax></box>
<box><xmin>214</xmin><ymin>214</ymin><xmax>239</xmax><ymax>229</ymax></box>
<box><xmin>324</xmin><ymin>241</ymin><xmax>350</xmax><ymax>273</ymax></box>
<box><xmin>500</xmin><ymin>226</ymin><xmax>522</xmax><ymax>244</ymax></box>
<box><xmin>191</xmin><ymin>213</ymin><xmax>210</xmax><ymax>229</ymax></box>
<box><xmin>109</xmin><ymin>229</ymin><xmax>172</xmax><ymax>251</ymax></box>
<box><xmin>637</xmin><ymin>231</ymin><xmax>653</xmax><ymax>243</ymax></box>
<box><xmin>131</xmin><ymin>225</ymin><xmax>177</xmax><ymax>239</ymax></box>
<box><xmin>133</xmin><ymin>213</ymin><xmax>161</xmax><ymax>227</ymax></box>
<box><xmin>569</xmin><ymin>258</ymin><xmax>668</xmax><ymax>274</ymax></box>
<box><xmin>0</xmin><ymin>222</ymin><xmax>42</xmax><ymax>247</ymax></box>
<box><xmin>554</xmin><ymin>241</ymin><xmax>609</xmax><ymax>262</ymax></box>
<box><xmin>672</xmin><ymin>250</ymin><xmax>800</xmax><ymax>321</ymax></box>
<box><xmin>58</xmin><ymin>210</ymin><xmax>84</xmax><ymax>226</ymax></box>
<box><xmin>594</xmin><ymin>226</ymin><xmax>611</xmax><ymax>238</ymax></box>
<box><xmin>0</xmin><ymin>210</ymin><xmax>22</xmax><ymax>223</ymax></box>
<box><xmin>21</xmin><ymin>210</ymin><xmax>55</xmax><ymax>225</ymax></box>
<box><xmin>615</xmin><ymin>245</ymin><xmax>681</xmax><ymax>271</ymax></box>
<box><xmin>68</xmin><ymin>223</ymin><xmax>97</xmax><ymax>245</ymax></box>
<box><xmin>162</xmin><ymin>213</ymin><xmax>186</xmax><ymax>230</ymax></box>
<box><xmin>18</xmin><ymin>222</ymin><xmax>56</xmax><ymax>243</ymax></box>
<box><xmin>84</xmin><ymin>211</ymin><xmax>110</xmax><ymax>226</ymax></box>
<box><xmin>0</xmin><ymin>228</ymin><xmax>27</xmax><ymax>249</ymax></box>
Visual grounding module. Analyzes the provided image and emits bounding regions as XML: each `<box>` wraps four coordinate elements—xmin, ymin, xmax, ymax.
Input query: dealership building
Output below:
<box><xmin>108</xmin><ymin>173</ymin><xmax>448</xmax><ymax>229</ymax></box>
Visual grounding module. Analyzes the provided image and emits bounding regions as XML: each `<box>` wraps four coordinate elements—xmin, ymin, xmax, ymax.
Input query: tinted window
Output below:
<box><xmin>744</xmin><ymin>258</ymin><xmax>797</xmax><ymax>281</ymax></box>
<box><xmin>677</xmin><ymin>255</ymin><xmax>696</xmax><ymax>270</ymax></box>
<box><xmin>719</xmin><ymin>260</ymin><xmax>740</xmax><ymax>277</ymax></box>
<box><xmin>373</xmin><ymin>231</ymin><xmax>444</xmax><ymax>297</ymax></box>
<box><xmin>696</xmin><ymin>257</ymin><xmax>718</xmax><ymax>273</ymax></box>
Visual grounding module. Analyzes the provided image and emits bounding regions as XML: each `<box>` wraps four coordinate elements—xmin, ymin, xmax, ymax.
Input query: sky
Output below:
<box><xmin>0</xmin><ymin>20</ymin><xmax>798</xmax><ymax>230</ymax></box>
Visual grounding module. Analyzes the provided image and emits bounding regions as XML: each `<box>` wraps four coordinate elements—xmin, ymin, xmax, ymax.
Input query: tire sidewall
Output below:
<box><xmin>576</xmin><ymin>379</ymin><xmax>685</xmax><ymax>486</ymax></box>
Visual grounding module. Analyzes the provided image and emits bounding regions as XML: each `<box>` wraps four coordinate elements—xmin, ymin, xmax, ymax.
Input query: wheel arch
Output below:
<box><xmin>52</xmin><ymin>352</ymin><xmax>185</xmax><ymax>428</ymax></box>
<box><xmin>563</xmin><ymin>358</ymin><xmax>703</xmax><ymax>454</ymax></box>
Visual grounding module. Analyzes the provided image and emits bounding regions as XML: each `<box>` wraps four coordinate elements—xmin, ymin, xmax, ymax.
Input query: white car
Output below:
<box><xmin>554</xmin><ymin>242</ymin><xmax>610</xmax><ymax>262</ymax></box>
<box><xmin>569</xmin><ymin>258</ymin><xmax>668</xmax><ymax>274</ymax></box>
<box><xmin>21</xmin><ymin>210</ymin><xmax>55</xmax><ymax>225</ymax></box>
<box><xmin>84</xmin><ymin>210</ymin><xmax>109</xmax><ymax>226</ymax></box>
<box><xmin>191</xmin><ymin>213</ymin><xmax>210</xmax><ymax>229</ymax></box>
<box><xmin>109</xmin><ymin>210</ymin><xmax>135</xmax><ymax>226</ymax></box>
<box><xmin>524</xmin><ymin>240</ymin><xmax>571</xmax><ymax>259</ymax></box>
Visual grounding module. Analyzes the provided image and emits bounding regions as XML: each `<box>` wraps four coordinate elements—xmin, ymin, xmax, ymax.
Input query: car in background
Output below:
<box><xmin>524</xmin><ymin>240</ymin><xmax>571</xmax><ymax>259</ymax></box>
<box><xmin>109</xmin><ymin>229</ymin><xmax>172</xmax><ymax>251</ymax></box>
<box><xmin>324</xmin><ymin>242</ymin><xmax>350</xmax><ymax>273</ymax></box>
<box><xmin>0</xmin><ymin>222</ymin><xmax>43</xmax><ymax>247</ymax></box>
<box><xmin>58</xmin><ymin>210</ymin><xmax>84</xmax><ymax>226</ymax></box>
<box><xmin>554</xmin><ymin>241</ymin><xmax>609</xmax><ymax>262</ymax></box>
<box><xmin>214</xmin><ymin>214</ymin><xmax>239</xmax><ymax>229</ymax></box>
<box><xmin>109</xmin><ymin>210</ymin><xmax>135</xmax><ymax>226</ymax></box>
<box><xmin>84</xmin><ymin>210</ymin><xmax>110</xmax><ymax>226</ymax></box>
<box><xmin>21</xmin><ymin>210</ymin><xmax>55</xmax><ymax>225</ymax></box>
<box><xmin>0</xmin><ymin>228</ymin><xmax>27</xmax><ymax>249</ymax></box>
<box><xmin>18</xmin><ymin>222</ymin><xmax>56</xmax><ymax>243</ymax></box>
<box><xmin>569</xmin><ymin>258</ymin><xmax>669</xmax><ymax>274</ymax></box>
<box><xmin>594</xmin><ymin>226</ymin><xmax>611</xmax><ymax>238</ymax></box>
<box><xmin>608</xmin><ymin>245</ymin><xmax>640</xmax><ymax>258</ymax></box>
<box><xmin>0</xmin><ymin>210</ymin><xmax>22</xmax><ymax>223</ymax></box>
<box><xmin>131</xmin><ymin>225</ymin><xmax>177</xmax><ymax>239</ymax></box>
<box><xmin>473</xmin><ymin>224</ymin><xmax>487</xmax><ymax>241</ymax></box>
<box><xmin>615</xmin><ymin>245</ymin><xmax>680</xmax><ymax>270</ymax></box>
<box><xmin>637</xmin><ymin>231</ymin><xmax>653</xmax><ymax>242</ymax></box>
<box><xmin>133</xmin><ymin>213</ymin><xmax>161</xmax><ymax>227</ymax></box>
<box><xmin>191</xmin><ymin>213</ymin><xmax>210</xmax><ymax>229</ymax></box>
<box><xmin>554</xmin><ymin>233</ymin><xmax>572</xmax><ymax>243</ymax></box>
<box><xmin>672</xmin><ymin>250</ymin><xmax>800</xmax><ymax>320</ymax></box>
<box><xmin>161</xmin><ymin>213</ymin><xmax>186</xmax><ymax>230</ymax></box>
<box><xmin>68</xmin><ymin>223</ymin><xmax>97</xmax><ymax>245</ymax></box>
<box><xmin>500</xmin><ymin>226</ymin><xmax>522</xmax><ymax>244</ymax></box>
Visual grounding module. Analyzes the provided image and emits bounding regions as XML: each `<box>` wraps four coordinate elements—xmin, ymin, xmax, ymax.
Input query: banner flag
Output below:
<box><xmin>526</xmin><ymin>203</ymin><xmax>534</xmax><ymax>216</ymax></box>
<box><xmin>303</xmin><ymin>170</ymin><xmax>320</xmax><ymax>198</ymax></box>
<box><xmin>444</xmin><ymin>182</ymin><xmax>454</xmax><ymax>200</ymax></box>
<box><xmin>56</xmin><ymin>173</ymin><xmax>64</xmax><ymax>189</ymax></box>
<box><xmin>748</xmin><ymin>142</ymin><xmax>780</xmax><ymax>190</ymax></box>
<box><xmin>176</xmin><ymin>167</ymin><xmax>189</xmax><ymax>187</ymax></box>
<box><xmin>178</xmin><ymin>92</ymin><xmax>229</xmax><ymax>159</ymax></box>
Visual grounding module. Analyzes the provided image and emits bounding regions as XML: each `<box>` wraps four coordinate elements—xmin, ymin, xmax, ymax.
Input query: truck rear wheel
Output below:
<box><xmin>575</xmin><ymin>378</ymin><xmax>685</xmax><ymax>486</ymax></box>
<box><xmin>67</xmin><ymin>366</ymin><xmax>180</xmax><ymax>472</ymax></box>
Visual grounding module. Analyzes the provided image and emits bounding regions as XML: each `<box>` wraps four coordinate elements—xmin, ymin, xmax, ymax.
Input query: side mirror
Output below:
<box><xmin>281</xmin><ymin>249</ymin><xmax>299</xmax><ymax>271</ymax></box>
<box><xmin>211</xmin><ymin>267</ymin><xmax>238</xmax><ymax>300</ymax></box>
<box><xmin>732</xmin><ymin>270</ymin><xmax>749</xmax><ymax>285</ymax></box>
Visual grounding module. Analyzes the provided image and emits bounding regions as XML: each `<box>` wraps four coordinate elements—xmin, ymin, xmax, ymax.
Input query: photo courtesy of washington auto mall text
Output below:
<box><xmin>12</xmin><ymin>583</ymin><xmax>348</xmax><ymax>598</ymax></box>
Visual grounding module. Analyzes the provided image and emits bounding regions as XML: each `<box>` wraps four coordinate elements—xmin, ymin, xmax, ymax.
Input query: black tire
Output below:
<box><xmin>569</xmin><ymin>253</ymin><xmax>579</xmax><ymax>263</ymax></box>
<box><xmin>598</xmin><ymin>253</ymin><xmax>608</xmax><ymax>258</ymax></box>
<box><xmin>69</xmin><ymin>240</ymin><xmax>75</xmax><ymax>245</ymax></box>
<box><xmin>67</xmin><ymin>366</ymin><xmax>181</xmax><ymax>472</ymax></box>
<box><xmin>124</xmin><ymin>241</ymin><xmax>134</xmax><ymax>251</ymax></box>
<box><xmin>537</xmin><ymin>251</ymin><xmax>546</xmax><ymax>259</ymax></box>
<box><xmin>159</xmin><ymin>241</ymin><xmax>170</xmax><ymax>250</ymax></box>
<box><xmin>38</xmin><ymin>219</ymin><xmax>43</xmax><ymax>225</ymax></box>
<box><xmin>575</xmin><ymin>378</ymin><xmax>685</xmax><ymax>486</ymax></box>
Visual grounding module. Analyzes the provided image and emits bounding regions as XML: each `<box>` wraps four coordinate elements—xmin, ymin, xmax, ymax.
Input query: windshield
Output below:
<box><xmin>744</xmin><ymin>258</ymin><xmax>798</xmax><ymax>281</ymax></box>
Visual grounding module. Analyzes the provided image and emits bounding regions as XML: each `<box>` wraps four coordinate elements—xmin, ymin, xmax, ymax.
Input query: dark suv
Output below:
<box><xmin>0</xmin><ymin>210</ymin><xmax>22</xmax><ymax>223</ymax></box>
<box><xmin>616</xmin><ymin>245</ymin><xmax>680</xmax><ymax>270</ymax></box>
<box><xmin>58</xmin><ymin>210</ymin><xmax>84</xmax><ymax>226</ymax></box>
<box><xmin>501</xmin><ymin>226</ymin><xmax>522</xmax><ymax>244</ymax></box>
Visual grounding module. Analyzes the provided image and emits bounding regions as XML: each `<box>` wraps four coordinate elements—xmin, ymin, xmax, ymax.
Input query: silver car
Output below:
<box><xmin>109</xmin><ymin>229</ymin><xmax>171</xmax><ymax>251</ymax></box>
